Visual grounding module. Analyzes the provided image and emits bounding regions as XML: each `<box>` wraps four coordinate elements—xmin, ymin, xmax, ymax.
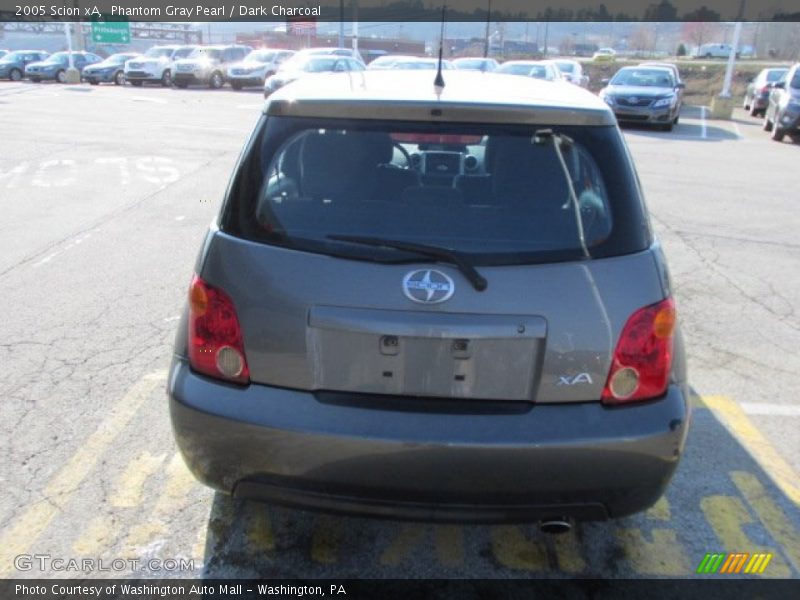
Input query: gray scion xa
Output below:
<box><xmin>168</xmin><ymin>70</ymin><xmax>690</xmax><ymax>526</ymax></box>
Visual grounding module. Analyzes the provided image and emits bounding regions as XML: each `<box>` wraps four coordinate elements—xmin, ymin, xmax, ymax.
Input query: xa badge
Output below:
<box><xmin>403</xmin><ymin>269</ymin><xmax>454</xmax><ymax>304</ymax></box>
<box><xmin>557</xmin><ymin>373</ymin><xmax>593</xmax><ymax>386</ymax></box>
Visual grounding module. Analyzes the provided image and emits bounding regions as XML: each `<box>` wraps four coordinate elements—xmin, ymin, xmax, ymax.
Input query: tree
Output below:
<box><xmin>682</xmin><ymin>21</ymin><xmax>721</xmax><ymax>50</ymax></box>
<box><xmin>676</xmin><ymin>43</ymin><xmax>687</xmax><ymax>56</ymax></box>
<box><xmin>644</xmin><ymin>1</ymin><xmax>678</xmax><ymax>22</ymax></box>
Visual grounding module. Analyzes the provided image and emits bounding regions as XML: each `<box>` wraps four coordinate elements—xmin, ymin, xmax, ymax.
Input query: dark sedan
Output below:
<box><xmin>763</xmin><ymin>63</ymin><xmax>800</xmax><ymax>143</ymax></box>
<box><xmin>0</xmin><ymin>50</ymin><xmax>48</xmax><ymax>81</ymax></box>
<box><xmin>599</xmin><ymin>66</ymin><xmax>685</xmax><ymax>131</ymax></box>
<box><xmin>25</xmin><ymin>51</ymin><xmax>102</xmax><ymax>82</ymax></box>
<box><xmin>744</xmin><ymin>67</ymin><xmax>789</xmax><ymax>117</ymax></box>
<box><xmin>82</xmin><ymin>52</ymin><xmax>140</xmax><ymax>85</ymax></box>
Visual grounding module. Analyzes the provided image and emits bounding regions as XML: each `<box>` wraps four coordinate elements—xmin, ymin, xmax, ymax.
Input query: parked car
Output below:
<box><xmin>0</xmin><ymin>50</ymin><xmax>49</xmax><ymax>81</ymax></box>
<box><xmin>694</xmin><ymin>43</ymin><xmax>738</xmax><ymax>59</ymax></box>
<box><xmin>172</xmin><ymin>45</ymin><xmax>252</xmax><ymax>89</ymax></box>
<box><xmin>554</xmin><ymin>59</ymin><xmax>589</xmax><ymax>87</ymax></box>
<box><xmin>385</xmin><ymin>57</ymin><xmax>455</xmax><ymax>71</ymax></box>
<box><xmin>743</xmin><ymin>67</ymin><xmax>789</xmax><ymax>117</ymax></box>
<box><xmin>639</xmin><ymin>62</ymin><xmax>684</xmax><ymax>104</ymax></box>
<box><xmin>496</xmin><ymin>60</ymin><xmax>562</xmax><ymax>81</ymax></box>
<box><xmin>762</xmin><ymin>63</ymin><xmax>800</xmax><ymax>143</ymax></box>
<box><xmin>599</xmin><ymin>66</ymin><xmax>684</xmax><ymax>131</ymax></box>
<box><xmin>24</xmin><ymin>51</ymin><xmax>102</xmax><ymax>83</ymax></box>
<box><xmin>366</xmin><ymin>55</ymin><xmax>418</xmax><ymax>70</ymax></box>
<box><xmin>592</xmin><ymin>48</ymin><xmax>617</xmax><ymax>62</ymax></box>
<box><xmin>264</xmin><ymin>54</ymin><xmax>365</xmax><ymax>98</ymax></box>
<box><xmin>82</xmin><ymin>52</ymin><xmax>140</xmax><ymax>85</ymax></box>
<box><xmin>0</xmin><ymin>50</ymin><xmax>8</xmax><ymax>60</ymax></box>
<box><xmin>124</xmin><ymin>45</ymin><xmax>198</xmax><ymax>87</ymax></box>
<box><xmin>226</xmin><ymin>48</ymin><xmax>295</xmax><ymax>90</ymax></box>
<box><xmin>168</xmin><ymin>70</ymin><xmax>689</xmax><ymax>526</ymax></box>
<box><xmin>452</xmin><ymin>57</ymin><xmax>499</xmax><ymax>72</ymax></box>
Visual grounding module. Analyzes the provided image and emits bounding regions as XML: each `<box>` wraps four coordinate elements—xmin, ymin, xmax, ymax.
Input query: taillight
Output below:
<box><xmin>188</xmin><ymin>274</ymin><xmax>250</xmax><ymax>384</ymax></box>
<box><xmin>601</xmin><ymin>297</ymin><xmax>676</xmax><ymax>405</ymax></box>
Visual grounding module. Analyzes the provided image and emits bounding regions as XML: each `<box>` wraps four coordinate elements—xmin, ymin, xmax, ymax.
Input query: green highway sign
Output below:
<box><xmin>91</xmin><ymin>20</ymin><xmax>130</xmax><ymax>44</ymax></box>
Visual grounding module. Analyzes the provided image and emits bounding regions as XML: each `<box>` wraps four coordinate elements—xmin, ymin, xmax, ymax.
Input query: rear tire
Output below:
<box><xmin>55</xmin><ymin>69</ymin><xmax>66</xmax><ymax>83</ymax></box>
<box><xmin>114</xmin><ymin>71</ymin><xmax>125</xmax><ymax>86</ymax></box>
<box><xmin>743</xmin><ymin>95</ymin><xmax>750</xmax><ymax>110</ymax></box>
<box><xmin>749</xmin><ymin>103</ymin><xmax>761</xmax><ymax>117</ymax></box>
<box><xmin>770</xmin><ymin>122</ymin><xmax>785</xmax><ymax>142</ymax></box>
<box><xmin>208</xmin><ymin>71</ymin><xmax>223</xmax><ymax>89</ymax></box>
<box><xmin>161</xmin><ymin>70</ymin><xmax>171</xmax><ymax>87</ymax></box>
<box><xmin>10</xmin><ymin>68</ymin><xmax>22</xmax><ymax>81</ymax></box>
<box><xmin>763</xmin><ymin>112</ymin><xmax>773</xmax><ymax>131</ymax></box>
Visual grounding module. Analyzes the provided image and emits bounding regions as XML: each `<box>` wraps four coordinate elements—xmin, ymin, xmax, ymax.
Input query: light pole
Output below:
<box><xmin>483</xmin><ymin>0</ymin><xmax>491</xmax><ymax>58</ymax></box>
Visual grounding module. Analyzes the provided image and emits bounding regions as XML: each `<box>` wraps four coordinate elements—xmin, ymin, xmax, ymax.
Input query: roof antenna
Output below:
<box><xmin>434</xmin><ymin>4</ymin><xmax>446</xmax><ymax>94</ymax></box>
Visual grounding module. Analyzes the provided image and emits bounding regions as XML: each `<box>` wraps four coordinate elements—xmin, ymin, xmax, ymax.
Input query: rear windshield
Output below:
<box><xmin>222</xmin><ymin>117</ymin><xmax>650</xmax><ymax>266</ymax></box>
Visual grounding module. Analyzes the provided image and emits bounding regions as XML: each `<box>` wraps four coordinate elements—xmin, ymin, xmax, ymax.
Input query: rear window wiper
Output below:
<box><xmin>327</xmin><ymin>234</ymin><xmax>488</xmax><ymax>292</ymax></box>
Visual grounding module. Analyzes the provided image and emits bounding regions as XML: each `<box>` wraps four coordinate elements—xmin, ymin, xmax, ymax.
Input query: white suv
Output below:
<box><xmin>227</xmin><ymin>48</ymin><xmax>295</xmax><ymax>90</ymax></box>
<box><xmin>124</xmin><ymin>45</ymin><xmax>198</xmax><ymax>87</ymax></box>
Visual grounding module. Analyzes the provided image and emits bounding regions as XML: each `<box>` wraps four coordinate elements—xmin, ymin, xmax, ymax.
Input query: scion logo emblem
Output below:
<box><xmin>403</xmin><ymin>270</ymin><xmax>455</xmax><ymax>304</ymax></box>
<box><xmin>629</xmin><ymin>96</ymin><xmax>639</xmax><ymax>104</ymax></box>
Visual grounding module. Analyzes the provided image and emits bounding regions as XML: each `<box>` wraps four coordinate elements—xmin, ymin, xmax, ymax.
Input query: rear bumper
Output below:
<box><xmin>174</xmin><ymin>72</ymin><xmax>208</xmax><ymax>85</ymax></box>
<box><xmin>229</xmin><ymin>76</ymin><xmax>263</xmax><ymax>86</ymax></box>
<box><xmin>613</xmin><ymin>105</ymin><xmax>676</xmax><ymax>124</ymax></box>
<box><xmin>168</xmin><ymin>358</ymin><xmax>690</xmax><ymax>523</ymax></box>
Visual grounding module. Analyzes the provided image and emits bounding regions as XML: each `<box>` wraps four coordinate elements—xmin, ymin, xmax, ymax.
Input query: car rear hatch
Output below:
<box><xmin>195</xmin><ymin>111</ymin><xmax>661</xmax><ymax>404</ymax></box>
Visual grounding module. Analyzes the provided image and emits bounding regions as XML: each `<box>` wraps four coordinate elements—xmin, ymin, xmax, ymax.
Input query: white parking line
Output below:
<box><xmin>700</xmin><ymin>106</ymin><xmax>708</xmax><ymax>139</ymax></box>
<box><xmin>33</xmin><ymin>233</ymin><xmax>91</xmax><ymax>267</ymax></box>
<box><xmin>739</xmin><ymin>402</ymin><xmax>800</xmax><ymax>417</ymax></box>
<box><xmin>730</xmin><ymin>122</ymin><xmax>745</xmax><ymax>140</ymax></box>
<box><xmin>131</xmin><ymin>96</ymin><xmax>168</xmax><ymax>104</ymax></box>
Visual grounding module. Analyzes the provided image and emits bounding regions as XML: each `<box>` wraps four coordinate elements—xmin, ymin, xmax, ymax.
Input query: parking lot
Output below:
<box><xmin>0</xmin><ymin>80</ymin><xmax>798</xmax><ymax>579</ymax></box>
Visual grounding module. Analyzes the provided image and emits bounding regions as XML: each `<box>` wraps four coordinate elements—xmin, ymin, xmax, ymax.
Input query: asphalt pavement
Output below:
<box><xmin>0</xmin><ymin>81</ymin><xmax>798</xmax><ymax>580</ymax></box>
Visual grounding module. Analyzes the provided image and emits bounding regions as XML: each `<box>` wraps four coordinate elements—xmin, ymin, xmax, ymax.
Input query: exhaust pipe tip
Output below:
<box><xmin>539</xmin><ymin>517</ymin><xmax>572</xmax><ymax>535</ymax></box>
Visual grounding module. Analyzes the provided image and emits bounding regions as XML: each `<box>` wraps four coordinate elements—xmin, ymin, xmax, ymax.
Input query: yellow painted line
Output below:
<box><xmin>311</xmin><ymin>515</ymin><xmax>339</xmax><ymax>564</ymax></box>
<box><xmin>646</xmin><ymin>496</ymin><xmax>671</xmax><ymax>521</ymax></box>
<box><xmin>615</xmin><ymin>528</ymin><xmax>689</xmax><ymax>575</ymax></box>
<box><xmin>703</xmin><ymin>395</ymin><xmax>800</xmax><ymax>506</ymax></box>
<box><xmin>490</xmin><ymin>526</ymin><xmax>548</xmax><ymax>571</ymax></box>
<box><xmin>71</xmin><ymin>516</ymin><xmax>117</xmax><ymax>555</ymax></box>
<box><xmin>434</xmin><ymin>525</ymin><xmax>464</xmax><ymax>568</ymax></box>
<box><xmin>700</xmin><ymin>495</ymin><xmax>789</xmax><ymax>577</ymax></box>
<box><xmin>198</xmin><ymin>494</ymin><xmax>238</xmax><ymax>560</ymax></box>
<box><xmin>0</xmin><ymin>370</ymin><xmax>167</xmax><ymax>577</ymax></box>
<box><xmin>731</xmin><ymin>470</ymin><xmax>800</xmax><ymax>572</ymax></box>
<box><xmin>110</xmin><ymin>452</ymin><xmax>166</xmax><ymax>507</ymax></box>
<box><xmin>552</xmin><ymin>531</ymin><xmax>586</xmax><ymax>573</ymax></box>
<box><xmin>380</xmin><ymin>524</ymin><xmax>426</xmax><ymax>567</ymax></box>
<box><xmin>123</xmin><ymin>453</ymin><xmax>199</xmax><ymax>552</ymax></box>
<box><xmin>244</xmin><ymin>506</ymin><xmax>275</xmax><ymax>556</ymax></box>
